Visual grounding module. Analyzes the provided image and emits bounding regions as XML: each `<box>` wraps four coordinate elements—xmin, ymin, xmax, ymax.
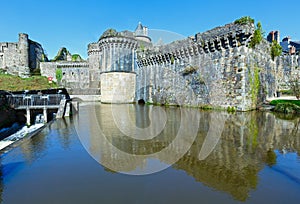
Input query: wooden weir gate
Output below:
<box><xmin>6</xmin><ymin>94</ymin><xmax>69</xmax><ymax>125</ymax></box>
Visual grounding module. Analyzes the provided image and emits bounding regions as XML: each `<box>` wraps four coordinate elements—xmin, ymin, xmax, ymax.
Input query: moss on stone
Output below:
<box><xmin>227</xmin><ymin>106</ymin><xmax>236</xmax><ymax>113</ymax></box>
<box><xmin>182</xmin><ymin>66</ymin><xmax>197</xmax><ymax>75</ymax></box>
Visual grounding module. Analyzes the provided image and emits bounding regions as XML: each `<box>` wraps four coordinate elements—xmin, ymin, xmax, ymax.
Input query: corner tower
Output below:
<box><xmin>87</xmin><ymin>23</ymin><xmax>152</xmax><ymax>103</ymax></box>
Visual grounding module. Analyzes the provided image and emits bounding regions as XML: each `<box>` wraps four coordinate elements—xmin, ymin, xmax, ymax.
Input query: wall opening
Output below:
<box><xmin>138</xmin><ymin>99</ymin><xmax>145</xmax><ymax>104</ymax></box>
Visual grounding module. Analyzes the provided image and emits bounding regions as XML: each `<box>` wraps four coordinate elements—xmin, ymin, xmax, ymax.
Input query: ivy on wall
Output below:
<box><xmin>249</xmin><ymin>66</ymin><xmax>260</xmax><ymax>106</ymax></box>
<box><xmin>56</xmin><ymin>68</ymin><xmax>63</xmax><ymax>82</ymax></box>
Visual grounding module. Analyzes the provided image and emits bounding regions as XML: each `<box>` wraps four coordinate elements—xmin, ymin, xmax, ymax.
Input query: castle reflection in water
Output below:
<box><xmin>74</xmin><ymin>104</ymin><xmax>300</xmax><ymax>202</ymax></box>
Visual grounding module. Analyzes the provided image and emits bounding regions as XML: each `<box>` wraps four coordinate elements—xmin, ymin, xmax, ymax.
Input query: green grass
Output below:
<box><xmin>270</xmin><ymin>99</ymin><xmax>300</xmax><ymax>106</ymax></box>
<box><xmin>0</xmin><ymin>73</ymin><xmax>57</xmax><ymax>91</ymax></box>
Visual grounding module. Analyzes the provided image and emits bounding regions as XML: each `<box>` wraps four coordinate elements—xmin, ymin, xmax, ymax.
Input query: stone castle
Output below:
<box><xmin>1</xmin><ymin>20</ymin><xmax>299</xmax><ymax>111</ymax></box>
<box><xmin>0</xmin><ymin>33</ymin><xmax>47</xmax><ymax>77</ymax></box>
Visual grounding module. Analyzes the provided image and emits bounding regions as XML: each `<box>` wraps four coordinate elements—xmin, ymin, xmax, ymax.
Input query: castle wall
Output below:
<box><xmin>135</xmin><ymin>24</ymin><xmax>299</xmax><ymax>111</ymax></box>
<box><xmin>40</xmin><ymin>62</ymin><xmax>57</xmax><ymax>79</ymax></box>
<box><xmin>100</xmin><ymin>72</ymin><xmax>136</xmax><ymax>103</ymax></box>
<box><xmin>40</xmin><ymin>61</ymin><xmax>101</xmax><ymax>95</ymax></box>
<box><xmin>88</xmin><ymin>37</ymin><xmax>138</xmax><ymax>72</ymax></box>
<box><xmin>87</xmin><ymin>43</ymin><xmax>100</xmax><ymax>70</ymax></box>
<box><xmin>0</xmin><ymin>40</ymin><xmax>30</xmax><ymax>77</ymax></box>
<box><xmin>0</xmin><ymin>42</ymin><xmax>19</xmax><ymax>69</ymax></box>
<box><xmin>276</xmin><ymin>54</ymin><xmax>300</xmax><ymax>91</ymax></box>
<box><xmin>0</xmin><ymin>33</ymin><xmax>46</xmax><ymax>77</ymax></box>
<box><xmin>135</xmin><ymin>26</ymin><xmax>259</xmax><ymax>111</ymax></box>
<box><xmin>30</xmin><ymin>23</ymin><xmax>300</xmax><ymax>108</ymax></box>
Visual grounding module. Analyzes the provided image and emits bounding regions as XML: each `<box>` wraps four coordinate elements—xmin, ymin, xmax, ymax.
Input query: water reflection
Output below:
<box><xmin>0</xmin><ymin>117</ymin><xmax>74</xmax><ymax>203</ymax></box>
<box><xmin>75</xmin><ymin>104</ymin><xmax>300</xmax><ymax>201</ymax></box>
<box><xmin>75</xmin><ymin>104</ymin><xmax>200</xmax><ymax>174</ymax></box>
<box><xmin>14</xmin><ymin>117</ymin><xmax>74</xmax><ymax>163</ymax></box>
<box><xmin>176</xmin><ymin>111</ymin><xmax>300</xmax><ymax>201</ymax></box>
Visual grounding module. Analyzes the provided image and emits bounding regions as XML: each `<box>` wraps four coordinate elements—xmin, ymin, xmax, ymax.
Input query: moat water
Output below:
<box><xmin>0</xmin><ymin>103</ymin><xmax>300</xmax><ymax>203</ymax></box>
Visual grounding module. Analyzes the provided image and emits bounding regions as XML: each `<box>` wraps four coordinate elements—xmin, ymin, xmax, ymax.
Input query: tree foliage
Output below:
<box><xmin>56</xmin><ymin>68</ymin><xmax>63</xmax><ymax>82</ymax></box>
<box><xmin>249</xmin><ymin>22</ymin><xmax>263</xmax><ymax>48</ymax></box>
<box><xmin>71</xmin><ymin>54</ymin><xmax>83</xmax><ymax>62</ymax></box>
<box><xmin>270</xmin><ymin>40</ymin><xmax>282</xmax><ymax>60</ymax></box>
<box><xmin>234</xmin><ymin>16</ymin><xmax>254</xmax><ymax>25</ymax></box>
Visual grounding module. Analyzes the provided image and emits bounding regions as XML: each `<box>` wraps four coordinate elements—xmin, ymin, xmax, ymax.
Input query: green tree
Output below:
<box><xmin>271</xmin><ymin>40</ymin><xmax>282</xmax><ymax>60</ymax></box>
<box><xmin>56</xmin><ymin>68</ymin><xmax>63</xmax><ymax>83</ymax></box>
<box><xmin>234</xmin><ymin>16</ymin><xmax>254</xmax><ymax>25</ymax></box>
<box><xmin>249</xmin><ymin>22</ymin><xmax>263</xmax><ymax>48</ymax></box>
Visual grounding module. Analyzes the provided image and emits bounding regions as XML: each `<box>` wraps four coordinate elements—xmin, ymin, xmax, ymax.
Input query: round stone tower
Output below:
<box><xmin>18</xmin><ymin>33</ymin><xmax>29</xmax><ymax>68</ymax></box>
<box><xmin>95</xmin><ymin>31</ymin><xmax>139</xmax><ymax>103</ymax></box>
<box><xmin>88</xmin><ymin>23</ymin><xmax>152</xmax><ymax>103</ymax></box>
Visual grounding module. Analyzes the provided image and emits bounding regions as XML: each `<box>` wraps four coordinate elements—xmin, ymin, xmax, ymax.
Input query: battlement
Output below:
<box><xmin>195</xmin><ymin>22</ymin><xmax>254</xmax><ymax>43</ymax></box>
<box><xmin>136</xmin><ymin>23</ymin><xmax>254</xmax><ymax>68</ymax></box>
<box><xmin>38</xmin><ymin>19</ymin><xmax>299</xmax><ymax>110</ymax></box>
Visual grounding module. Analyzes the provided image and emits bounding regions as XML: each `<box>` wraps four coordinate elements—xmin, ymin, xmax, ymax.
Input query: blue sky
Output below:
<box><xmin>1</xmin><ymin>0</ymin><xmax>299</xmax><ymax>59</ymax></box>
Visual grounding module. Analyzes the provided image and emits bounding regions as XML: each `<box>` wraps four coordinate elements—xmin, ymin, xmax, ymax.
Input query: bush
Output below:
<box><xmin>56</xmin><ymin>68</ymin><xmax>63</xmax><ymax>82</ymax></box>
<box><xmin>234</xmin><ymin>16</ymin><xmax>254</xmax><ymax>25</ymax></box>
<box><xmin>274</xmin><ymin>103</ymin><xmax>300</xmax><ymax>114</ymax></box>
<box><xmin>271</xmin><ymin>40</ymin><xmax>282</xmax><ymax>60</ymax></box>
<box><xmin>72</xmin><ymin>54</ymin><xmax>82</xmax><ymax>62</ymax></box>
<box><xmin>249</xmin><ymin>22</ymin><xmax>263</xmax><ymax>48</ymax></box>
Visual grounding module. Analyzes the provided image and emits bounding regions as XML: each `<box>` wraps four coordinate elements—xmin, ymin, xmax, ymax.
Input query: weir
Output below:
<box><xmin>6</xmin><ymin>93</ymin><xmax>69</xmax><ymax>125</ymax></box>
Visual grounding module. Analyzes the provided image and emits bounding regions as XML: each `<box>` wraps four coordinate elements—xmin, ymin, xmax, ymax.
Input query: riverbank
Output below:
<box><xmin>260</xmin><ymin>95</ymin><xmax>300</xmax><ymax>115</ymax></box>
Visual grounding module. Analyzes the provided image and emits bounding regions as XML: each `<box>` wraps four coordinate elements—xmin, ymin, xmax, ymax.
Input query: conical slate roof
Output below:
<box><xmin>135</xmin><ymin>22</ymin><xmax>145</xmax><ymax>36</ymax></box>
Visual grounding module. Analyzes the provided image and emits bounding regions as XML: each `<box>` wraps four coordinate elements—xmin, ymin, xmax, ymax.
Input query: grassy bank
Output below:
<box><xmin>0</xmin><ymin>73</ymin><xmax>57</xmax><ymax>91</ymax></box>
<box><xmin>270</xmin><ymin>99</ymin><xmax>300</xmax><ymax>107</ymax></box>
<box><xmin>270</xmin><ymin>99</ymin><xmax>300</xmax><ymax>114</ymax></box>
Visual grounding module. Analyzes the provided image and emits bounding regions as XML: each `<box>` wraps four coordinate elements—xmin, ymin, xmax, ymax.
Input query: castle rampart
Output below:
<box><xmin>38</xmin><ymin>21</ymin><xmax>299</xmax><ymax>110</ymax></box>
<box><xmin>0</xmin><ymin>33</ymin><xmax>47</xmax><ymax>77</ymax></box>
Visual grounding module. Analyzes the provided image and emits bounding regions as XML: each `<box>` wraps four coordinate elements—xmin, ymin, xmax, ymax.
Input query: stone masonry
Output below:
<box><xmin>0</xmin><ymin>33</ymin><xmax>47</xmax><ymax>77</ymax></box>
<box><xmin>38</xmin><ymin>21</ymin><xmax>299</xmax><ymax>110</ymax></box>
